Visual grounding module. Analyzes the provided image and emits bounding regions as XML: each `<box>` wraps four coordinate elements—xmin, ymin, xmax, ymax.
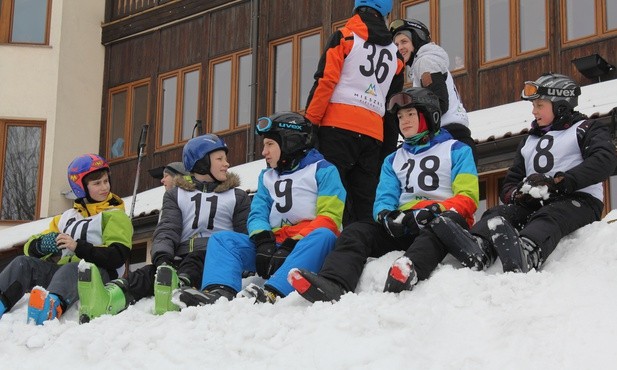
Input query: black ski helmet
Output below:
<box><xmin>256</xmin><ymin>112</ymin><xmax>315</xmax><ymax>173</ymax></box>
<box><xmin>521</xmin><ymin>73</ymin><xmax>581</xmax><ymax>117</ymax></box>
<box><xmin>389</xmin><ymin>18</ymin><xmax>431</xmax><ymax>50</ymax></box>
<box><xmin>387</xmin><ymin>87</ymin><xmax>442</xmax><ymax>136</ymax></box>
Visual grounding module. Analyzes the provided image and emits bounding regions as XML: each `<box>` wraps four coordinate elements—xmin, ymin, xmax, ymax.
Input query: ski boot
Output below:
<box><xmin>383</xmin><ymin>256</ymin><xmax>418</xmax><ymax>293</ymax></box>
<box><xmin>287</xmin><ymin>268</ymin><xmax>345</xmax><ymax>303</ymax></box>
<box><xmin>489</xmin><ymin>216</ymin><xmax>541</xmax><ymax>273</ymax></box>
<box><xmin>154</xmin><ymin>264</ymin><xmax>190</xmax><ymax>314</ymax></box>
<box><xmin>77</xmin><ymin>261</ymin><xmax>128</xmax><ymax>323</ymax></box>
<box><xmin>431</xmin><ymin>216</ymin><xmax>494</xmax><ymax>270</ymax></box>
<box><xmin>173</xmin><ymin>285</ymin><xmax>236</xmax><ymax>307</ymax></box>
<box><xmin>27</xmin><ymin>286</ymin><xmax>63</xmax><ymax>325</ymax></box>
<box><xmin>238</xmin><ymin>283</ymin><xmax>279</xmax><ymax>304</ymax></box>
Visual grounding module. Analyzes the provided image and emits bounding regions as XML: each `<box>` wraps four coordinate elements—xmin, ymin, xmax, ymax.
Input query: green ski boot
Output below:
<box><xmin>154</xmin><ymin>264</ymin><xmax>181</xmax><ymax>315</ymax></box>
<box><xmin>77</xmin><ymin>261</ymin><xmax>127</xmax><ymax>324</ymax></box>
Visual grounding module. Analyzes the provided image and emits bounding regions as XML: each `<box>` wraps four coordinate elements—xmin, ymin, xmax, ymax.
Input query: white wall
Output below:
<box><xmin>0</xmin><ymin>0</ymin><xmax>105</xmax><ymax>228</ymax></box>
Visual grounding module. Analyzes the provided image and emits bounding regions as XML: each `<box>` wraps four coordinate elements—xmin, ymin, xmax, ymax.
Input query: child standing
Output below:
<box><xmin>0</xmin><ymin>154</ymin><xmax>133</xmax><ymax>324</ymax></box>
<box><xmin>176</xmin><ymin>112</ymin><xmax>346</xmax><ymax>305</ymax></box>
<box><xmin>288</xmin><ymin>87</ymin><xmax>480</xmax><ymax>302</ymax></box>
<box><xmin>435</xmin><ymin>73</ymin><xmax>617</xmax><ymax>272</ymax></box>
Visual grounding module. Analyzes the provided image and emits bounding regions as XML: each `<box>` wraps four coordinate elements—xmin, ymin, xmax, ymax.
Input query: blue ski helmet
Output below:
<box><xmin>354</xmin><ymin>0</ymin><xmax>392</xmax><ymax>17</ymax></box>
<box><xmin>67</xmin><ymin>154</ymin><xmax>110</xmax><ymax>199</ymax></box>
<box><xmin>183</xmin><ymin>134</ymin><xmax>228</xmax><ymax>175</ymax></box>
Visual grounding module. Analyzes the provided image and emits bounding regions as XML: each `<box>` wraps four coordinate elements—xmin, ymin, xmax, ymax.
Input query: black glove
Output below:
<box><xmin>153</xmin><ymin>253</ymin><xmax>175</xmax><ymax>268</ymax></box>
<box><xmin>378</xmin><ymin>210</ymin><xmax>418</xmax><ymax>238</ymax></box>
<box><xmin>251</xmin><ymin>231</ymin><xmax>276</xmax><ymax>278</ymax></box>
<box><xmin>268</xmin><ymin>238</ymin><xmax>299</xmax><ymax>277</ymax></box>
<box><xmin>511</xmin><ymin>173</ymin><xmax>555</xmax><ymax>209</ymax></box>
<box><xmin>553</xmin><ymin>172</ymin><xmax>575</xmax><ymax>196</ymax></box>
<box><xmin>414</xmin><ymin>203</ymin><xmax>443</xmax><ymax>227</ymax></box>
<box><xmin>35</xmin><ymin>232</ymin><xmax>61</xmax><ymax>255</ymax></box>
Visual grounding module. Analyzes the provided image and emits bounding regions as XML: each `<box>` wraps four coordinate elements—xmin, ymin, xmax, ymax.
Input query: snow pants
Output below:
<box><xmin>0</xmin><ymin>256</ymin><xmax>110</xmax><ymax>311</ymax></box>
<box><xmin>470</xmin><ymin>192</ymin><xmax>603</xmax><ymax>262</ymax></box>
<box><xmin>319</xmin><ymin>211</ymin><xmax>469</xmax><ymax>292</ymax></box>
<box><xmin>202</xmin><ymin>228</ymin><xmax>337</xmax><ymax>296</ymax></box>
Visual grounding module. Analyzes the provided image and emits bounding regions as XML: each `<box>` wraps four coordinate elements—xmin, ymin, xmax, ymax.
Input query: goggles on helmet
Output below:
<box><xmin>256</xmin><ymin>117</ymin><xmax>273</xmax><ymax>133</ymax></box>
<box><xmin>387</xmin><ymin>92</ymin><xmax>415</xmax><ymax>112</ymax></box>
<box><xmin>389</xmin><ymin>19</ymin><xmax>426</xmax><ymax>35</ymax></box>
<box><xmin>522</xmin><ymin>81</ymin><xmax>581</xmax><ymax>100</ymax></box>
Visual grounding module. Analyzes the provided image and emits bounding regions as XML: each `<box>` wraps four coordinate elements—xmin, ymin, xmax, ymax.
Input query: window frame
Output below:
<box><xmin>0</xmin><ymin>119</ymin><xmax>46</xmax><ymax>224</ymax></box>
<box><xmin>400</xmin><ymin>0</ymin><xmax>469</xmax><ymax>73</ymax></box>
<box><xmin>0</xmin><ymin>0</ymin><xmax>52</xmax><ymax>45</ymax></box>
<box><xmin>560</xmin><ymin>0</ymin><xmax>617</xmax><ymax>46</ymax></box>
<box><xmin>267</xmin><ymin>28</ymin><xmax>323</xmax><ymax>115</ymax></box>
<box><xmin>207</xmin><ymin>49</ymin><xmax>253</xmax><ymax>135</ymax></box>
<box><xmin>155</xmin><ymin>64</ymin><xmax>201</xmax><ymax>150</ymax></box>
<box><xmin>479</xmin><ymin>0</ymin><xmax>549</xmax><ymax>67</ymax></box>
<box><xmin>106</xmin><ymin>78</ymin><xmax>151</xmax><ymax>162</ymax></box>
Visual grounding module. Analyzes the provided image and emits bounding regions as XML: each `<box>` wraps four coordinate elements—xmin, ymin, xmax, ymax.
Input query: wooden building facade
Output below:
<box><xmin>100</xmin><ymin>0</ymin><xmax>617</xmax><ymax>212</ymax></box>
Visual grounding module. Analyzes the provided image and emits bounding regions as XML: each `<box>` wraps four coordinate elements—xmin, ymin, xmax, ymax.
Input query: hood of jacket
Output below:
<box><xmin>412</xmin><ymin>43</ymin><xmax>450</xmax><ymax>73</ymax></box>
<box><xmin>346</xmin><ymin>12</ymin><xmax>393</xmax><ymax>46</ymax></box>
<box><xmin>175</xmin><ymin>172</ymin><xmax>241</xmax><ymax>193</ymax></box>
<box><xmin>73</xmin><ymin>193</ymin><xmax>125</xmax><ymax>217</ymax></box>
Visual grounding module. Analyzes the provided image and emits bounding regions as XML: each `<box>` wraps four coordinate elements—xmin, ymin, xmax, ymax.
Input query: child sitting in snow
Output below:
<box><xmin>288</xmin><ymin>87</ymin><xmax>479</xmax><ymax>302</ymax></box>
<box><xmin>0</xmin><ymin>154</ymin><xmax>133</xmax><ymax>324</ymax></box>
<box><xmin>435</xmin><ymin>72</ymin><xmax>617</xmax><ymax>273</ymax></box>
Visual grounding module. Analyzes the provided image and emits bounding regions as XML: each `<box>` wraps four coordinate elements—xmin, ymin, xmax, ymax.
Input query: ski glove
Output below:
<box><xmin>553</xmin><ymin>172</ymin><xmax>575</xmax><ymax>196</ymax></box>
<box><xmin>33</xmin><ymin>232</ymin><xmax>61</xmax><ymax>255</ymax></box>
<box><xmin>511</xmin><ymin>173</ymin><xmax>555</xmax><ymax>209</ymax></box>
<box><xmin>251</xmin><ymin>231</ymin><xmax>277</xmax><ymax>279</ymax></box>
<box><xmin>414</xmin><ymin>203</ymin><xmax>443</xmax><ymax>227</ymax></box>
<box><xmin>378</xmin><ymin>210</ymin><xmax>418</xmax><ymax>238</ymax></box>
<box><xmin>268</xmin><ymin>238</ymin><xmax>299</xmax><ymax>277</ymax></box>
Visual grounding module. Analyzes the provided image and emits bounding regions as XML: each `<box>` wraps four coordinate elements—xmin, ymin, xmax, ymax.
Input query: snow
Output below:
<box><xmin>1</xmin><ymin>210</ymin><xmax>617</xmax><ymax>368</ymax></box>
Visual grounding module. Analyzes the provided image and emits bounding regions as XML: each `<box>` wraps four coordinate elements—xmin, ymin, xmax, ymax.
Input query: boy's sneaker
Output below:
<box><xmin>173</xmin><ymin>285</ymin><xmax>235</xmax><ymax>307</ymax></box>
<box><xmin>287</xmin><ymin>268</ymin><xmax>345</xmax><ymax>303</ymax></box>
<box><xmin>383</xmin><ymin>256</ymin><xmax>418</xmax><ymax>293</ymax></box>
<box><xmin>154</xmin><ymin>264</ymin><xmax>183</xmax><ymax>315</ymax></box>
<box><xmin>489</xmin><ymin>216</ymin><xmax>540</xmax><ymax>273</ymax></box>
<box><xmin>431</xmin><ymin>216</ymin><xmax>494</xmax><ymax>270</ymax></box>
<box><xmin>27</xmin><ymin>286</ymin><xmax>63</xmax><ymax>325</ymax></box>
<box><xmin>77</xmin><ymin>261</ymin><xmax>127</xmax><ymax>324</ymax></box>
<box><xmin>238</xmin><ymin>283</ymin><xmax>278</xmax><ymax>304</ymax></box>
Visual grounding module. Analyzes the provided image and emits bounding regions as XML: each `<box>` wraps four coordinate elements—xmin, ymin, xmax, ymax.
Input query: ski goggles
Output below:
<box><xmin>256</xmin><ymin>117</ymin><xmax>274</xmax><ymax>133</ymax></box>
<box><xmin>387</xmin><ymin>91</ymin><xmax>415</xmax><ymax>112</ymax></box>
<box><xmin>521</xmin><ymin>81</ymin><xmax>581</xmax><ymax>100</ymax></box>
<box><xmin>389</xmin><ymin>19</ymin><xmax>428</xmax><ymax>38</ymax></box>
<box><xmin>256</xmin><ymin>117</ymin><xmax>310</xmax><ymax>134</ymax></box>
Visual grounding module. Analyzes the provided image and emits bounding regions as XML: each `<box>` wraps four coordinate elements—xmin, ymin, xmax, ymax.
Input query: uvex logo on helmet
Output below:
<box><xmin>547</xmin><ymin>88</ymin><xmax>577</xmax><ymax>97</ymax></box>
<box><xmin>277</xmin><ymin>121</ymin><xmax>303</xmax><ymax>131</ymax></box>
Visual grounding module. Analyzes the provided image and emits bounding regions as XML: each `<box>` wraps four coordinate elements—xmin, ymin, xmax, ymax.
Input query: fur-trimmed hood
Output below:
<box><xmin>174</xmin><ymin>172</ymin><xmax>241</xmax><ymax>193</ymax></box>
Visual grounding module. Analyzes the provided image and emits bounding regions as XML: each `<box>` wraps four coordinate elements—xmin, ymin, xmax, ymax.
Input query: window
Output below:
<box><xmin>269</xmin><ymin>29</ymin><xmax>322</xmax><ymax>113</ymax></box>
<box><xmin>157</xmin><ymin>65</ymin><xmax>201</xmax><ymax>148</ymax></box>
<box><xmin>0</xmin><ymin>120</ymin><xmax>45</xmax><ymax>222</ymax></box>
<box><xmin>481</xmin><ymin>0</ymin><xmax>547</xmax><ymax>65</ymax></box>
<box><xmin>562</xmin><ymin>0</ymin><xmax>617</xmax><ymax>44</ymax></box>
<box><xmin>208</xmin><ymin>50</ymin><xmax>252</xmax><ymax>134</ymax></box>
<box><xmin>0</xmin><ymin>0</ymin><xmax>51</xmax><ymax>45</ymax></box>
<box><xmin>402</xmin><ymin>0</ymin><xmax>467</xmax><ymax>72</ymax></box>
<box><xmin>107</xmin><ymin>79</ymin><xmax>150</xmax><ymax>161</ymax></box>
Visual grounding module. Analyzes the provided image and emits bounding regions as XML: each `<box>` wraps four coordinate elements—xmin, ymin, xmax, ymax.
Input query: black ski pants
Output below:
<box><xmin>470</xmin><ymin>192</ymin><xmax>603</xmax><ymax>262</ymax></box>
<box><xmin>319</xmin><ymin>211</ymin><xmax>469</xmax><ymax>292</ymax></box>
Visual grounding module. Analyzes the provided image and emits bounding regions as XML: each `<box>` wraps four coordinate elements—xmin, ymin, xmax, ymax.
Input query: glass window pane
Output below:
<box><xmin>131</xmin><ymin>85</ymin><xmax>148</xmax><ymax>155</ymax></box>
<box><xmin>605</xmin><ymin>0</ymin><xmax>617</xmax><ymax>31</ymax></box>
<box><xmin>519</xmin><ymin>0</ymin><xmax>546</xmax><ymax>53</ymax></box>
<box><xmin>1</xmin><ymin>125</ymin><xmax>41</xmax><ymax>221</ymax></box>
<box><xmin>484</xmin><ymin>0</ymin><xmax>510</xmax><ymax>62</ymax></box>
<box><xmin>237</xmin><ymin>54</ymin><xmax>252</xmax><ymax>126</ymax></box>
<box><xmin>440</xmin><ymin>0</ymin><xmax>465</xmax><ymax>70</ymax></box>
<box><xmin>182</xmin><ymin>70</ymin><xmax>200</xmax><ymax>140</ymax></box>
<box><xmin>300</xmin><ymin>34</ymin><xmax>320</xmax><ymax>109</ymax></box>
<box><xmin>404</xmin><ymin>2</ymin><xmax>431</xmax><ymax>30</ymax></box>
<box><xmin>565</xmin><ymin>0</ymin><xmax>595</xmax><ymax>41</ymax></box>
<box><xmin>161</xmin><ymin>77</ymin><xmax>178</xmax><ymax>146</ymax></box>
<box><xmin>274</xmin><ymin>42</ymin><xmax>292</xmax><ymax>112</ymax></box>
<box><xmin>11</xmin><ymin>0</ymin><xmax>48</xmax><ymax>43</ymax></box>
<box><xmin>212</xmin><ymin>61</ymin><xmax>231</xmax><ymax>133</ymax></box>
<box><xmin>110</xmin><ymin>91</ymin><xmax>127</xmax><ymax>159</ymax></box>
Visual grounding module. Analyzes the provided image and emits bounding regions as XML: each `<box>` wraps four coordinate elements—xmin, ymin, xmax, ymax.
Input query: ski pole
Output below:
<box><xmin>130</xmin><ymin>124</ymin><xmax>149</xmax><ymax>219</ymax></box>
